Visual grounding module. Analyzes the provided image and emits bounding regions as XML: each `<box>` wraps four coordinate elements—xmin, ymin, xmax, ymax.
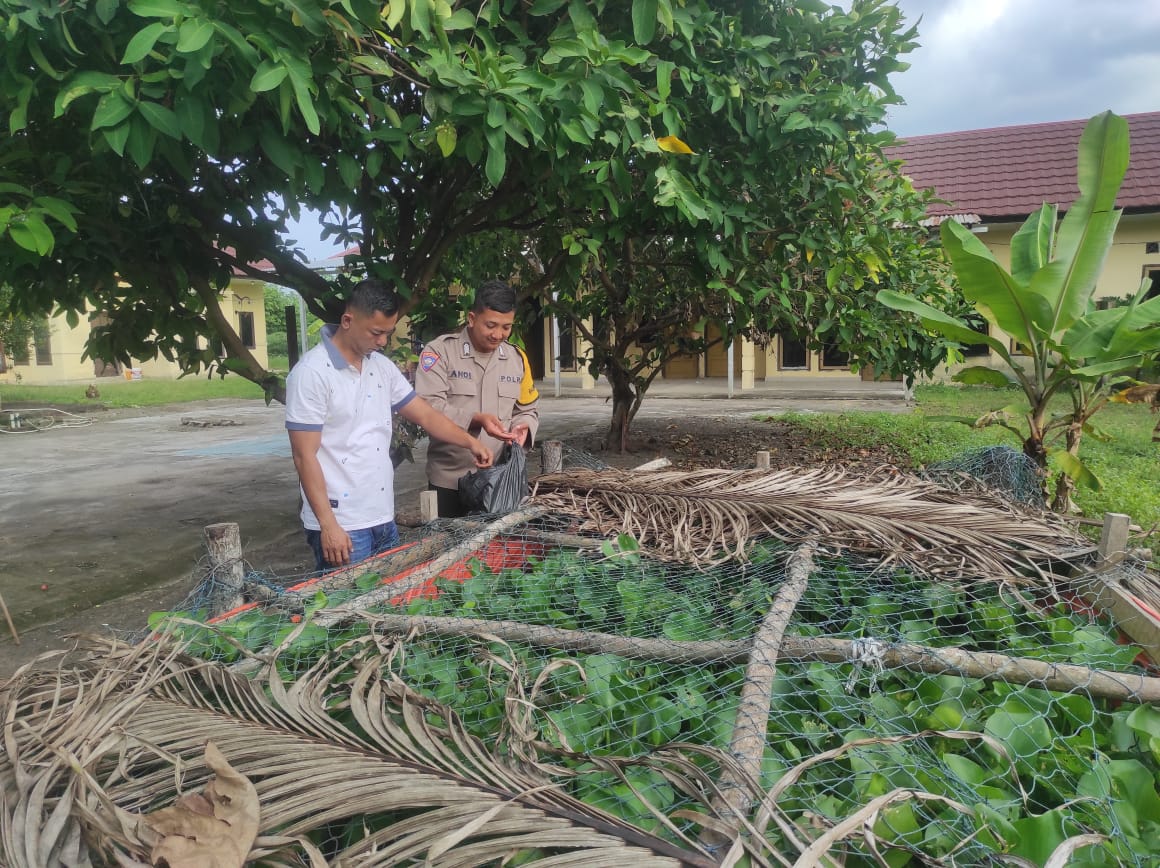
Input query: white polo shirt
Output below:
<box><xmin>285</xmin><ymin>325</ymin><xmax>416</xmax><ymax>531</ymax></box>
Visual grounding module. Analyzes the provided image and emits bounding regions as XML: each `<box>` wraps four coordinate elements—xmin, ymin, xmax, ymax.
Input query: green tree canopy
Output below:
<box><xmin>0</xmin><ymin>0</ymin><xmax>958</xmax><ymax>420</ymax></box>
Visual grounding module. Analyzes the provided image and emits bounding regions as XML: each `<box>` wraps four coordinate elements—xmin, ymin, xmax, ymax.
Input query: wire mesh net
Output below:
<box><xmin>5</xmin><ymin>449</ymin><xmax>1160</xmax><ymax>866</ymax></box>
<box><xmin>921</xmin><ymin>444</ymin><xmax>1047</xmax><ymax>508</ymax></box>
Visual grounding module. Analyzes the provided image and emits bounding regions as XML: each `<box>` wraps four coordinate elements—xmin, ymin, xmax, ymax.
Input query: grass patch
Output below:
<box><xmin>0</xmin><ymin>373</ymin><xmax>268</xmax><ymax>408</ymax></box>
<box><xmin>766</xmin><ymin>384</ymin><xmax>1160</xmax><ymax>532</ymax></box>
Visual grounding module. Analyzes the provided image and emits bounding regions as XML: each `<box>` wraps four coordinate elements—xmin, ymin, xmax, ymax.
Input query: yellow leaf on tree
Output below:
<box><xmin>656</xmin><ymin>135</ymin><xmax>695</xmax><ymax>154</ymax></box>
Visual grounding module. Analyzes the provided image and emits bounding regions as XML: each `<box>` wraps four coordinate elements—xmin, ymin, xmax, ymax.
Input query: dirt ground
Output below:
<box><xmin>0</xmin><ymin>390</ymin><xmax>907</xmax><ymax>678</ymax></box>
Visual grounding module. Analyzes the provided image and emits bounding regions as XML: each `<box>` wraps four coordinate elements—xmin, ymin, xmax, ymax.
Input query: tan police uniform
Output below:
<box><xmin>415</xmin><ymin>327</ymin><xmax>540</xmax><ymax>489</ymax></box>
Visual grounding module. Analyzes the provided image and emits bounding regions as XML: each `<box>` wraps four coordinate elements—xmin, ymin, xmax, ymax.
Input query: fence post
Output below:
<box><xmin>755</xmin><ymin>450</ymin><xmax>771</xmax><ymax>470</ymax></box>
<box><xmin>204</xmin><ymin>522</ymin><xmax>246</xmax><ymax>615</ymax></box>
<box><xmin>1098</xmin><ymin>512</ymin><xmax>1131</xmax><ymax>565</ymax></box>
<box><xmin>419</xmin><ymin>490</ymin><xmax>439</xmax><ymax>524</ymax></box>
<box><xmin>542</xmin><ymin>440</ymin><xmax>564</xmax><ymax>475</ymax></box>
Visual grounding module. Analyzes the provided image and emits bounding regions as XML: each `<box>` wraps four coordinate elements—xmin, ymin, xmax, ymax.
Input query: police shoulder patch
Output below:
<box><xmin>420</xmin><ymin>349</ymin><xmax>440</xmax><ymax>372</ymax></box>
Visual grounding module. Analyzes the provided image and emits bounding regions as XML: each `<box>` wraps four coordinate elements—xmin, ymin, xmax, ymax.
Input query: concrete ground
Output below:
<box><xmin>0</xmin><ymin>377</ymin><xmax>905</xmax><ymax>676</ymax></box>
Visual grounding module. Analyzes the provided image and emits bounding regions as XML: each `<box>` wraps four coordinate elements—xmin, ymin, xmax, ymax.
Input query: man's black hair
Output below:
<box><xmin>346</xmin><ymin>279</ymin><xmax>400</xmax><ymax>318</ymax></box>
<box><xmin>472</xmin><ymin>279</ymin><xmax>517</xmax><ymax>314</ymax></box>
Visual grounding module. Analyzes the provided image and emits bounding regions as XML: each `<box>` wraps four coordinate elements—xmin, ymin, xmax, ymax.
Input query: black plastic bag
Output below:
<box><xmin>458</xmin><ymin>443</ymin><xmax>528</xmax><ymax>514</ymax></box>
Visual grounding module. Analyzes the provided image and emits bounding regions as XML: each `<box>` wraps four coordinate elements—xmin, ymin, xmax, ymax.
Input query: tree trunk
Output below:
<box><xmin>1051</xmin><ymin>424</ymin><xmax>1084</xmax><ymax>512</ymax></box>
<box><xmin>603</xmin><ymin>367</ymin><xmax>638</xmax><ymax>453</ymax></box>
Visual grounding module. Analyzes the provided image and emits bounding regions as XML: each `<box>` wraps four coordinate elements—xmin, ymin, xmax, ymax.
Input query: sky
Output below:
<box><xmin>885</xmin><ymin>0</ymin><xmax>1160</xmax><ymax>137</ymax></box>
<box><xmin>285</xmin><ymin>0</ymin><xmax>1160</xmax><ymax>259</ymax></box>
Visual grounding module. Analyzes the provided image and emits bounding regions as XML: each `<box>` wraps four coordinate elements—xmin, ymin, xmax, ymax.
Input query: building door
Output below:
<box><xmin>704</xmin><ymin>323</ymin><xmax>742</xmax><ymax>377</ymax></box>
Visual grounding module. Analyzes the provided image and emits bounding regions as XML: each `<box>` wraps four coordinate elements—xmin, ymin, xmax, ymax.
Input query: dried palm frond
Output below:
<box><xmin>531</xmin><ymin>466</ymin><xmax>1092</xmax><ymax>579</ymax></box>
<box><xmin>0</xmin><ymin>635</ymin><xmax>733</xmax><ymax>868</ymax></box>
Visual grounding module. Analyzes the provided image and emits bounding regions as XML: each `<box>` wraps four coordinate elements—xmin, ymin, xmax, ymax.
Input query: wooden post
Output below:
<box><xmin>285</xmin><ymin>305</ymin><xmax>300</xmax><ymax>368</ymax></box>
<box><xmin>419</xmin><ymin>490</ymin><xmax>439</xmax><ymax>524</ymax></box>
<box><xmin>1098</xmin><ymin>512</ymin><xmax>1131</xmax><ymax>565</ymax></box>
<box><xmin>755</xmin><ymin>450</ymin><xmax>770</xmax><ymax>470</ymax></box>
<box><xmin>0</xmin><ymin>591</ymin><xmax>19</xmax><ymax>645</ymax></box>
<box><xmin>204</xmin><ymin>522</ymin><xmax>246</xmax><ymax>615</ymax></box>
<box><xmin>541</xmin><ymin>440</ymin><xmax>563</xmax><ymax>475</ymax></box>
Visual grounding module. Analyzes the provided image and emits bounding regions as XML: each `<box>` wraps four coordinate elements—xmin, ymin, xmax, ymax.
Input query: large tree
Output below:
<box><xmin>478</xmin><ymin>1</ymin><xmax>961</xmax><ymax>448</ymax></box>
<box><xmin>0</xmin><ymin>0</ymin><xmax>956</xmax><ymax>419</ymax></box>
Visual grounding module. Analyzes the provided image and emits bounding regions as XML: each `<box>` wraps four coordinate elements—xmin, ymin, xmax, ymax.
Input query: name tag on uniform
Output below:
<box><xmin>449</xmin><ymin>370</ymin><xmax>472</xmax><ymax>380</ymax></box>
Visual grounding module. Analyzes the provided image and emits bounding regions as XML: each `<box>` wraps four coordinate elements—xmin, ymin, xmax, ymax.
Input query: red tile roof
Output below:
<box><xmin>885</xmin><ymin>112</ymin><xmax>1160</xmax><ymax>221</ymax></box>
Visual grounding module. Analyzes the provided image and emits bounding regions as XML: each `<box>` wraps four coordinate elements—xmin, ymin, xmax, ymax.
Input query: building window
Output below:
<box><xmin>556</xmin><ymin>318</ymin><xmax>577</xmax><ymax>371</ymax></box>
<box><xmin>34</xmin><ymin>323</ymin><xmax>53</xmax><ymax>365</ymax></box>
<box><xmin>238</xmin><ymin>311</ymin><xmax>256</xmax><ymax>349</ymax></box>
<box><xmin>961</xmin><ymin>314</ymin><xmax>992</xmax><ymax>357</ymax></box>
<box><xmin>820</xmin><ymin>341</ymin><xmax>850</xmax><ymax>369</ymax></box>
<box><xmin>777</xmin><ymin>335</ymin><xmax>808</xmax><ymax>370</ymax></box>
<box><xmin>1146</xmin><ymin>267</ymin><xmax>1160</xmax><ymax>301</ymax></box>
<box><xmin>11</xmin><ymin>338</ymin><xmax>30</xmax><ymax>366</ymax></box>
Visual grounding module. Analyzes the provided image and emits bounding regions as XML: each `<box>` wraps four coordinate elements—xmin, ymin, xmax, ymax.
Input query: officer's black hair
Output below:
<box><xmin>472</xmin><ymin>280</ymin><xmax>517</xmax><ymax>314</ymax></box>
<box><xmin>346</xmin><ymin>279</ymin><xmax>400</xmax><ymax>318</ymax></box>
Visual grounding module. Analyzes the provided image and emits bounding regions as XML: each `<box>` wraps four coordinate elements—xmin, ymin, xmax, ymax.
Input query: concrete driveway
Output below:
<box><xmin>0</xmin><ymin>379</ymin><xmax>905</xmax><ymax>674</ymax></box>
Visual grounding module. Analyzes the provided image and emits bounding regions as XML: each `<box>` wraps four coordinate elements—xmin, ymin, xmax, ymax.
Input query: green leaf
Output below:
<box><xmin>384</xmin><ymin>0</ymin><xmax>406</xmax><ymax>29</ymax></box>
<box><xmin>1035</xmin><ymin>111</ymin><xmax>1129</xmax><ymax>334</ymax></box>
<box><xmin>353</xmin><ymin>54</ymin><xmax>394</xmax><ymax>77</ymax></box>
<box><xmin>32</xmin><ymin>196</ymin><xmax>78</xmax><ymax>232</ymax></box>
<box><xmin>435</xmin><ymin>123</ymin><xmax>457</xmax><ymax>157</ymax></box>
<box><xmin>96</xmin><ymin>0</ymin><xmax>119</xmax><ymax>24</ymax></box>
<box><xmin>411</xmin><ymin>0</ymin><xmax>432</xmax><ymax>37</ymax></box>
<box><xmin>876</xmin><ymin>289</ymin><xmax>1010</xmax><ymax>359</ymax></box>
<box><xmin>952</xmin><ymin>366</ymin><xmax>1013</xmax><ymax>387</ymax></box>
<box><xmin>287</xmin><ymin>72</ymin><xmax>321</xmax><ymax>136</ymax></box>
<box><xmin>55</xmin><ymin>71</ymin><xmax>122</xmax><ymax>116</ymax></box>
<box><xmin>91</xmin><ymin>92</ymin><xmax>135</xmax><ymax>130</ymax></box>
<box><xmin>250</xmin><ymin>60</ymin><xmax>289</xmax><ymax>93</ymax></box>
<box><xmin>631</xmin><ymin>0</ymin><xmax>658</xmax><ymax>45</ymax></box>
<box><xmin>941</xmin><ymin>219</ymin><xmax>1048</xmax><ymax>348</ymax></box>
<box><xmin>8</xmin><ymin>216</ymin><xmax>54</xmax><ymax>255</ymax></box>
<box><xmin>484</xmin><ymin>127</ymin><xmax>506</xmax><ymax>187</ymax></box>
<box><xmin>137</xmin><ymin>100</ymin><xmax>182</xmax><ymax>139</ymax></box>
<box><xmin>782</xmin><ymin>111</ymin><xmax>813</xmax><ymax>131</ymax></box>
<box><xmin>176</xmin><ymin>18</ymin><xmax>214</xmax><ymax>53</ymax></box>
<box><xmin>127</xmin><ymin>0</ymin><xmax>189</xmax><ymax>18</ymax></box>
<box><xmin>259</xmin><ymin>126</ymin><xmax>302</xmax><ymax>176</ymax></box>
<box><xmin>1008</xmin><ymin>203</ymin><xmax>1056</xmax><ymax>284</ymax></box>
<box><xmin>102</xmin><ymin>123</ymin><xmax>131</xmax><ymax>155</ymax></box>
<box><xmin>121</xmin><ymin>22</ymin><xmax>172</xmax><ymax>63</ymax></box>
<box><xmin>1048</xmin><ymin>448</ymin><xmax>1101</xmax><ymax>490</ymax></box>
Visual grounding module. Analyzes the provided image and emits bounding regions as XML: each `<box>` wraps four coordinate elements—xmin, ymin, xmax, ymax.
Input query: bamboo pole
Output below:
<box><xmin>353</xmin><ymin>611</ymin><xmax>1160</xmax><ymax>705</ymax></box>
<box><xmin>705</xmin><ymin>540</ymin><xmax>817</xmax><ymax>850</ymax></box>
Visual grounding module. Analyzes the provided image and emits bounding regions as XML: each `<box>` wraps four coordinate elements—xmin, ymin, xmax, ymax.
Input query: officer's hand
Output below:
<box><xmin>321</xmin><ymin>525</ymin><xmax>353</xmax><ymax>567</ymax></box>
<box><xmin>475</xmin><ymin>413</ymin><xmax>516</xmax><ymax>441</ymax></box>
<box><xmin>511</xmin><ymin>424</ymin><xmax>530</xmax><ymax>447</ymax></box>
<box><xmin>469</xmin><ymin>439</ymin><xmax>494</xmax><ymax>468</ymax></box>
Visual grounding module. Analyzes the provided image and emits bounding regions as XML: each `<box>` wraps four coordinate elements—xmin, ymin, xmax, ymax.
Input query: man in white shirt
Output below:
<box><xmin>285</xmin><ymin>279</ymin><xmax>493</xmax><ymax>570</ymax></box>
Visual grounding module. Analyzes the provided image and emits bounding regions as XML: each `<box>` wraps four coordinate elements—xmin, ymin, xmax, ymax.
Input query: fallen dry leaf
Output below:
<box><xmin>142</xmin><ymin>741</ymin><xmax>259</xmax><ymax>868</ymax></box>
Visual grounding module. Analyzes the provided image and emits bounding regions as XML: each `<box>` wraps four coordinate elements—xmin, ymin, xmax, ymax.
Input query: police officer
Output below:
<box><xmin>415</xmin><ymin>280</ymin><xmax>540</xmax><ymax>517</ymax></box>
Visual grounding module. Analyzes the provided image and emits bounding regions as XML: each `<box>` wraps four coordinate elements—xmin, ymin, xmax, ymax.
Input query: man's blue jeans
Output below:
<box><xmin>305</xmin><ymin>521</ymin><xmax>400</xmax><ymax>572</ymax></box>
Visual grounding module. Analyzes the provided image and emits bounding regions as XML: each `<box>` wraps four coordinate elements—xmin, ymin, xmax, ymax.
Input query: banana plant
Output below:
<box><xmin>879</xmin><ymin>111</ymin><xmax>1160</xmax><ymax>510</ymax></box>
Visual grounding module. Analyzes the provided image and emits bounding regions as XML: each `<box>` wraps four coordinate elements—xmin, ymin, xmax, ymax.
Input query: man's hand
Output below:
<box><xmin>473</xmin><ymin>413</ymin><xmax>517</xmax><ymax>441</ymax></box>
<box><xmin>469</xmin><ymin>438</ymin><xmax>494</xmax><ymax>468</ymax></box>
<box><xmin>321</xmin><ymin>523</ymin><xmax>353</xmax><ymax>566</ymax></box>
<box><xmin>511</xmin><ymin>423</ymin><xmax>530</xmax><ymax>447</ymax></box>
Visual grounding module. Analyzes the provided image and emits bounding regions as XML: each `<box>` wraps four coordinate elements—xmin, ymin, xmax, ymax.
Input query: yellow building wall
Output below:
<box><xmin>0</xmin><ymin>280</ymin><xmax>270</xmax><ymax>385</ymax></box>
<box><xmin>938</xmin><ymin>212</ymin><xmax>1160</xmax><ymax>381</ymax></box>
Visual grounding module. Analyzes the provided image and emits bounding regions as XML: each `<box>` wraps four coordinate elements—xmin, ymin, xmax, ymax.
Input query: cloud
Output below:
<box><xmin>885</xmin><ymin>0</ymin><xmax>1160</xmax><ymax>136</ymax></box>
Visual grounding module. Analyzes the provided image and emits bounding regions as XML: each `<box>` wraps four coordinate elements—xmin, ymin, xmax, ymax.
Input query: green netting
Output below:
<box><xmin>5</xmin><ymin>451</ymin><xmax>1160</xmax><ymax>867</ymax></box>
